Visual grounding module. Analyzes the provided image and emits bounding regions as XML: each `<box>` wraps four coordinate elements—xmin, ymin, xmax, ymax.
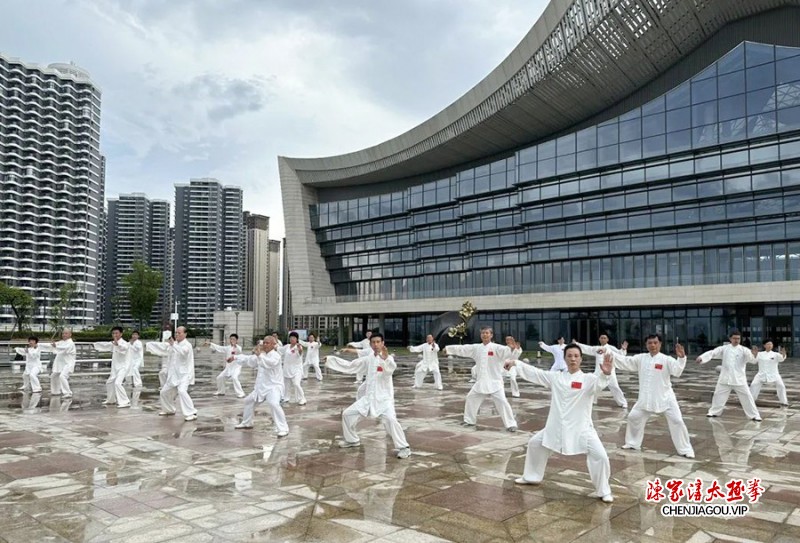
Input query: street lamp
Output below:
<box><xmin>234</xmin><ymin>310</ymin><xmax>240</xmax><ymax>336</ymax></box>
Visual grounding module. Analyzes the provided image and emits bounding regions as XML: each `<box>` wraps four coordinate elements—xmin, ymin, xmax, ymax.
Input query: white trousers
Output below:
<box><xmin>22</xmin><ymin>368</ymin><xmax>42</xmax><ymax>393</ymax></box>
<box><xmin>128</xmin><ymin>365</ymin><xmax>142</xmax><ymax>387</ymax></box>
<box><xmin>106</xmin><ymin>369</ymin><xmax>130</xmax><ymax>406</ymax></box>
<box><xmin>303</xmin><ymin>359</ymin><xmax>323</xmax><ymax>380</ymax></box>
<box><xmin>606</xmin><ymin>373</ymin><xmax>627</xmax><ymax>407</ymax></box>
<box><xmin>342</xmin><ymin>404</ymin><xmax>409</xmax><ymax>449</ymax></box>
<box><xmin>159</xmin><ymin>369</ymin><xmax>167</xmax><ymax>389</ymax></box>
<box><xmin>625</xmin><ymin>400</ymin><xmax>693</xmax><ymax>456</ymax></box>
<box><xmin>241</xmin><ymin>388</ymin><xmax>288</xmax><ymax>433</ymax></box>
<box><xmin>750</xmin><ymin>375</ymin><xmax>788</xmax><ymax>405</ymax></box>
<box><xmin>414</xmin><ymin>363</ymin><xmax>442</xmax><ymax>389</ymax></box>
<box><xmin>282</xmin><ymin>374</ymin><xmax>306</xmax><ymax>403</ymax></box>
<box><xmin>160</xmin><ymin>381</ymin><xmax>196</xmax><ymax>416</ymax></box>
<box><xmin>216</xmin><ymin>365</ymin><xmax>244</xmax><ymax>396</ymax></box>
<box><xmin>707</xmin><ymin>383</ymin><xmax>761</xmax><ymax>419</ymax></box>
<box><xmin>523</xmin><ymin>431</ymin><xmax>611</xmax><ymax>497</ymax></box>
<box><xmin>464</xmin><ymin>388</ymin><xmax>517</xmax><ymax>428</ymax></box>
<box><xmin>503</xmin><ymin>366</ymin><xmax>519</xmax><ymax>397</ymax></box>
<box><xmin>50</xmin><ymin>367</ymin><xmax>73</xmax><ymax>396</ymax></box>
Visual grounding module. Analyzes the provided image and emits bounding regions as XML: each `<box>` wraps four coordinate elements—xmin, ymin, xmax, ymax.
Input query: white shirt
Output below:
<box><xmin>128</xmin><ymin>339</ymin><xmax>144</xmax><ymax>371</ymax></box>
<box><xmin>94</xmin><ymin>339</ymin><xmax>130</xmax><ymax>375</ymax></box>
<box><xmin>539</xmin><ymin>342</ymin><xmax>567</xmax><ymax>371</ymax></box>
<box><xmin>299</xmin><ymin>340</ymin><xmax>321</xmax><ymax>364</ymax></box>
<box><xmin>699</xmin><ymin>344</ymin><xmax>755</xmax><ymax>386</ymax></box>
<box><xmin>409</xmin><ymin>342</ymin><xmax>440</xmax><ymax>372</ymax></box>
<box><xmin>445</xmin><ymin>342</ymin><xmax>512</xmax><ymax>394</ymax></box>
<box><xmin>165</xmin><ymin>339</ymin><xmax>195</xmax><ymax>386</ymax></box>
<box><xmin>210</xmin><ymin>342</ymin><xmax>242</xmax><ymax>365</ymax></box>
<box><xmin>234</xmin><ymin>350</ymin><xmax>283</xmax><ymax>400</ymax></box>
<box><xmin>41</xmin><ymin>339</ymin><xmax>76</xmax><ymax>373</ymax></box>
<box><xmin>612</xmin><ymin>352</ymin><xmax>687</xmax><ymax>412</ymax></box>
<box><xmin>348</xmin><ymin>338</ymin><xmax>371</xmax><ymax>350</ymax></box>
<box><xmin>575</xmin><ymin>342</ymin><xmax>625</xmax><ymax>375</ymax></box>
<box><xmin>278</xmin><ymin>343</ymin><xmax>304</xmax><ymax>378</ymax></box>
<box><xmin>15</xmin><ymin>346</ymin><xmax>41</xmax><ymax>372</ymax></box>
<box><xmin>754</xmin><ymin>350</ymin><xmax>785</xmax><ymax>383</ymax></box>
<box><xmin>326</xmin><ymin>351</ymin><xmax>397</xmax><ymax>417</ymax></box>
<box><xmin>514</xmin><ymin>361</ymin><xmax>608</xmax><ymax>455</ymax></box>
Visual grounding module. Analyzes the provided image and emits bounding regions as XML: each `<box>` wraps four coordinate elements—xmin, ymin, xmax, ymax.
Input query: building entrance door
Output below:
<box><xmin>765</xmin><ymin>316</ymin><xmax>792</xmax><ymax>348</ymax></box>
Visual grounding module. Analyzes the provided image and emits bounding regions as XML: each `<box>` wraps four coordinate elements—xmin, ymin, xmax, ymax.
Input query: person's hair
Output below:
<box><xmin>599</xmin><ymin>333</ymin><xmax>609</xmax><ymax>339</ymax></box>
<box><xmin>556</xmin><ymin>336</ymin><xmax>565</xmax><ymax>342</ymax></box>
<box><xmin>729</xmin><ymin>329</ymin><xmax>742</xmax><ymax>337</ymax></box>
<box><xmin>229</xmin><ymin>333</ymin><xmax>239</xmax><ymax>339</ymax></box>
<box><xmin>308</xmin><ymin>332</ymin><xmax>316</xmax><ymax>338</ymax></box>
<box><xmin>645</xmin><ymin>334</ymin><xmax>662</xmax><ymax>342</ymax></box>
<box><xmin>132</xmin><ymin>330</ymin><xmax>140</xmax><ymax>336</ymax></box>
<box><xmin>564</xmin><ymin>343</ymin><xmax>582</xmax><ymax>358</ymax></box>
<box><xmin>111</xmin><ymin>326</ymin><xmax>123</xmax><ymax>334</ymax></box>
<box><xmin>763</xmin><ymin>338</ymin><xmax>774</xmax><ymax>346</ymax></box>
<box><xmin>28</xmin><ymin>336</ymin><xmax>38</xmax><ymax>343</ymax></box>
<box><xmin>289</xmin><ymin>331</ymin><xmax>299</xmax><ymax>339</ymax></box>
<box><xmin>480</xmin><ymin>326</ymin><xmax>493</xmax><ymax>333</ymax></box>
<box><xmin>370</xmin><ymin>332</ymin><xmax>385</xmax><ymax>342</ymax></box>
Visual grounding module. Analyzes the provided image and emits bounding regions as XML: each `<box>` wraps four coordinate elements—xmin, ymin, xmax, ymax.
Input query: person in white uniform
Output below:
<box><xmin>126</xmin><ymin>330</ymin><xmax>144</xmax><ymax>388</ymax></box>
<box><xmin>445</xmin><ymin>326</ymin><xmax>518</xmax><ymax>431</ymax></box>
<box><xmin>348</xmin><ymin>331</ymin><xmax>373</xmax><ymax>384</ymax></box>
<box><xmin>272</xmin><ymin>333</ymin><xmax>283</xmax><ymax>347</ymax></box>
<box><xmin>326</xmin><ymin>332</ymin><xmax>411</xmax><ymax>459</ymax></box>
<box><xmin>606</xmin><ymin>334</ymin><xmax>694</xmax><ymax>458</ymax></box>
<box><xmin>209</xmin><ymin>333</ymin><xmax>244</xmax><ymax>397</ymax></box>
<box><xmin>157</xmin><ymin>326</ymin><xmax>198</xmax><ymax>421</ymax></box>
<box><xmin>507</xmin><ymin>343</ymin><xmax>614</xmax><ymax>503</ymax></box>
<box><xmin>574</xmin><ymin>334</ymin><xmax>629</xmax><ymax>408</ymax></box>
<box><xmin>300</xmin><ymin>333</ymin><xmax>323</xmax><ymax>381</ymax></box>
<box><xmin>750</xmin><ymin>340</ymin><xmax>789</xmax><ymax>406</ymax></box>
<box><xmin>409</xmin><ymin>334</ymin><xmax>442</xmax><ymax>390</ymax></box>
<box><xmin>539</xmin><ymin>336</ymin><xmax>567</xmax><ymax>372</ymax></box>
<box><xmin>697</xmin><ymin>329</ymin><xmax>761</xmax><ymax>421</ymax></box>
<box><xmin>228</xmin><ymin>336</ymin><xmax>288</xmax><ymax>436</ymax></box>
<box><xmin>16</xmin><ymin>336</ymin><xmax>42</xmax><ymax>393</ymax></box>
<box><xmin>42</xmin><ymin>329</ymin><xmax>76</xmax><ymax>397</ymax></box>
<box><xmin>94</xmin><ymin>327</ymin><xmax>131</xmax><ymax>408</ymax></box>
<box><xmin>502</xmin><ymin>336</ymin><xmax>522</xmax><ymax>398</ymax></box>
<box><xmin>158</xmin><ymin>325</ymin><xmax>173</xmax><ymax>389</ymax></box>
<box><xmin>278</xmin><ymin>332</ymin><xmax>306</xmax><ymax>405</ymax></box>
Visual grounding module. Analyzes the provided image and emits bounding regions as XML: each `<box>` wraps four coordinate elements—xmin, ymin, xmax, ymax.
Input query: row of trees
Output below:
<box><xmin>0</xmin><ymin>259</ymin><xmax>163</xmax><ymax>336</ymax></box>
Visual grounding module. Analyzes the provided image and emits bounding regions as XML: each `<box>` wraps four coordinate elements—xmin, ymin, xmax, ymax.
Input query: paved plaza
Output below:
<box><xmin>1</xmin><ymin>348</ymin><xmax>799</xmax><ymax>542</ymax></box>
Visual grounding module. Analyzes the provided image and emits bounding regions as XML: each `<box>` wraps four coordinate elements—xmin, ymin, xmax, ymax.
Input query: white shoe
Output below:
<box><xmin>512</xmin><ymin>394</ymin><xmax>520</xmax><ymax>398</ymax></box>
<box><xmin>62</xmin><ymin>394</ymin><xmax>72</xmax><ymax>399</ymax></box>
<box><xmin>396</xmin><ymin>447</ymin><xmax>411</xmax><ymax>459</ymax></box>
<box><xmin>339</xmin><ymin>440</ymin><xmax>361</xmax><ymax>448</ymax></box>
<box><xmin>621</xmin><ymin>444</ymin><xmax>638</xmax><ymax>450</ymax></box>
<box><xmin>212</xmin><ymin>392</ymin><xmax>224</xmax><ymax>396</ymax></box>
<box><xmin>437</xmin><ymin>386</ymin><xmax>443</xmax><ymax>390</ymax></box>
<box><xmin>514</xmin><ymin>478</ymin><xmax>540</xmax><ymax>485</ymax></box>
<box><xmin>277</xmin><ymin>431</ymin><xmax>288</xmax><ymax>438</ymax></box>
<box><xmin>298</xmin><ymin>400</ymin><xmax>307</xmax><ymax>406</ymax></box>
<box><xmin>681</xmin><ymin>452</ymin><xmax>695</xmax><ymax>459</ymax></box>
<box><xmin>602</xmin><ymin>494</ymin><xmax>614</xmax><ymax>503</ymax></box>
<box><xmin>117</xmin><ymin>403</ymin><xmax>131</xmax><ymax>409</ymax></box>
<box><xmin>102</xmin><ymin>400</ymin><xmax>115</xmax><ymax>405</ymax></box>
<box><xmin>235</xmin><ymin>423</ymin><xmax>253</xmax><ymax>430</ymax></box>
<box><xmin>158</xmin><ymin>411</ymin><xmax>175</xmax><ymax>416</ymax></box>
<box><xmin>236</xmin><ymin>394</ymin><xmax>245</xmax><ymax>398</ymax></box>
<box><xmin>184</xmin><ymin>414</ymin><xmax>198</xmax><ymax>421</ymax></box>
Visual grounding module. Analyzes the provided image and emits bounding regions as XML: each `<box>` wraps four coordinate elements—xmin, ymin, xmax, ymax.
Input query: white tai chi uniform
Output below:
<box><xmin>15</xmin><ymin>346</ymin><xmax>42</xmax><ymax>393</ymax></box>
<box><xmin>410</xmin><ymin>341</ymin><xmax>442</xmax><ymax>390</ymax></box>
<box><xmin>158</xmin><ymin>339</ymin><xmax>197</xmax><ymax>418</ymax></box>
<box><xmin>750</xmin><ymin>350</ymin><xmax>788</xmax><ymax>405</ymax></box>
<box><xmin>42</xmin><ymin>339</ymin><xmax>76</xmax><ymax>397</ymax></box>
<box><xmin>211</xmin><ymin>343</ymin><xmax>244</xmax><ymax>397</ymax></box>
<box><xmin>278</xmin><ymin>343</ymin><xmax>306</xmax><ymax>404</ymax></box>
<box><xmin>501</xmin><ymin>347</ymin><xmax>522</xmax><ymax>397</ymax></box>
<box><xmin>233</xmin><ymin>350</ymin><xmax>288</xmax><ymax>433</ymax></box>
<box><xmin>511</xmin><ymin>360</ymin><xmax>612</xmax><ymax>498</ymax></box>
<box><xmin>699</xmin><ymin>344</ymin><xmax>761</xmax><ymax>419</ymax></box>
<box><xmin>158</xmin><ymin>331</ymin><xmax>172</xmax><ymax>388</ymax></box>
<box><xmin>94</xmin><ymin>339</ymin><xmax>131</xmax><ymax>407</ymax></box>
<box><xmin>445</xmin><ymin>342</ymin><xmax>517</xmax><ymax>429</ymax></box>
<box><xmin>576</xmin><ymin>342</ymin><xmax>628</xmax><ymax>408</ymax></box>
<box><xmin>348</xmin><ymin>338</ymin><xmax>371</xmax><ymax>382</ymax></box>
<box><xmin>326</xmin><ymin>351</ymin><xmax>410</xmax><ymax>449</ymax></box>
<box><xmin>126</xmin><ymin>339</ymin><xmax>144</xmax><ymax>387</ymax></box>
<box><xmin>539</xmin><ymin>342</ymin><xmax>567</xmax><ymax>372</ymax></box>
<box><xmin>300</xmin><ymin>340</ymin><xmax>323</xmax><ymax>381</ymax></box>
<box><xmin>611</xmin><ymin>351</ymin><xmax>694</xmax><ymax>456</ymax></box>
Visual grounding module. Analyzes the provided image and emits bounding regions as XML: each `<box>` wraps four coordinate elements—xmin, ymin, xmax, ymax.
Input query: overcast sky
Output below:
<box><xmin>1</xmin><ymin>0</ymin><xmax>547</xmax><ymax>239</ymax></box>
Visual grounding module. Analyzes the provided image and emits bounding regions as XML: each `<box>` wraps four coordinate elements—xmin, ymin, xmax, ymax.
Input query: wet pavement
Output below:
<box><xmin>1</xmin><ymin>349</ymin><xmax>799</xmax><ymax>542</ymax></box>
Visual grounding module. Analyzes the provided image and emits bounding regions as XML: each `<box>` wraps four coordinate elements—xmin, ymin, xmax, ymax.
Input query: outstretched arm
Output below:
<box><xmin>696</xmin><ymin>346</ymin><xmax>723</xmax><ymax>364</ymax></box>
<box><xmin>505</xmin><ymin>359</ymin><xmax>552</xmax><ymax>387</ymax></box>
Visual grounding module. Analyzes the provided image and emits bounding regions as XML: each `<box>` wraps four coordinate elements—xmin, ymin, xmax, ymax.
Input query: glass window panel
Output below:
<box><xmin>557</xmin><ymin>154</ymin><xmax>576</xmax><ymax>175</ymax></box>
<box><xmin>673</xmin><ymin>183</ymin><xmax>697</xmax><ymax>201</ymax></box>
<box><xmin>724</xmin><ymin>175</ymin><xmax>751</xmax><ymax>194</ymax></box>
<box><xmin>629</xmin><ymin>213</ymin><xmax>650</xmax><ymax>230</ymax></box>
<box><xmin>576</xmin><ymin>126</ymin><xmax>597</xmax><ymax>151</ymax></box>
<box><xmin>718</xmin><ymin>70</ymin><xmax>745</xmax><ymax>98</ymax></box>
<box><xmin>560</xmin><ymin>180</ymin><xmax>579</xmax><ymax>196</ymax></box>
<box><xmin>721</xmin><ymin>148</ymin><xmax>749</xmax><ymax>169</ymax></box>
<box><xmin>539</xmin><ymin>140</ymin><xmax>556</xmax><ymax>159</ymax></box>
<box><xmin>622</xmin><ymin>167</ymin><xmax>645</xmax><ymax>185</ymax></box>
<box><xmin>746</xmin><ymin>63</ymin><xmax>776</xmax><ymax>92</ymax></box>
<box><xmin>598</xmin><ymin>145</ymin><xmax>619</xmax><ymax>166</ymax></box>
<box><xmin>651</xmin><ymin>209</ymin><xmax>674</xmax><ymax>227</ymax></box>
<box><xmin>747</xmin><ymin>88</ymin><xmax>777</xmax><ymax>114</ymax></box>
<box><xmin>576</xmin><ymin>149</ymin><xmax>597</xmax><ymax>170</ymax></box>
<box><xmin>606</xmin><ymin>216</ymin><xmax>628</xmax><ymax>232</ymax></box>
<box><xmin>631</xmin><ymin>235</ymin><xmax>653</xmax><ymax>251</ymax></box>
<box><xmin>777</xmin><ymin>105</ymin><xmax>800</xmax><ymax>132</ymax></box>
<box><xmin>755</xmin><ymin>197</ymin><xmax>782</xmax><ymax>215</ymax></box>
<box><xmin>541</xmin><ymin>183</ymin><xmax>559</xmax><ymax>199</ymax></box>
<box><xmin>776</xmin><ymin>45</ymin><xmax>800</xmax><ymax>60</ymax></box>
<box><xmin>718</xmin><ymin>46</ymin><xmax>745</xmax><ymax>74</ymax></box>
<box><xmin>619</xmin><ymin>140</ymin><xmax>642</xmax><ymax>162</ymax></box>
<box><xmin>601</xmin><ymin>171</ymin><xmax>621</xmax><ymax>188</ymax></box>
<box><xmin>475</xmin><ymin>164</ymin><xmax>490</xmax><ymax>177</ymax></box>
<box><xmin>557</xmin><ymin>133</ymin><xmax>576</xmax><ymax>155</ymax></box>
<box><xmin>727</xmin><ymin>200</ymin><xmax>752</xmax><ymax>219</ymax></box>
<box><xmin>729</xmin><ymin>223</ymin><xmax>757</xmax><ymax>244</ymax></box>
<box><xmin>538</xmin><ymin>158</ymin><xmax>556</xmax><ymax>178</ymax></box>
<box><xmin>566</xmin><ymin>221</ymin><xmax>585</xmax><ymax>238</ymax></box>
<box><xmin>692</xmin><ymin>77</ymin><xmax>717</xmax><ymax>103</ymax></box>
<box><xmin>474</xmin><ymin>175</ymin><xmax>491</xmax><ymax>193</ymax></box>
<box><xmin>562</xmin><ymin>201</ymin><xmax>582</xmax><ymax>216</ymax></box>
<box><xmin>626</xmin><ymin>191</ymin><xmax>647</xmax><ymax>207</ymax></box>
<box><xmin>585</xmin><ymin>218</ymin><xmax>605</xmax><ymax>234</ymax></box>
<box><xmin>645</xmin><ymin>163</ymin><xmax>669</xmax><ymax>181</ymax></box>
<box><xmin>719</xmin><ymin>118</ymin><xmax>747</xmax><ymax>143</ymax></box>
<box><xmin>649</xmin><ymin>187</ymin><xmax>672</xmax><ymax>205</ymax></box>
<box><xmin>543</xmin><ymin>204</ymin><xmax>562</xmax><ymax>220</ymax></box>
<box><xmin>619</xmin><ymin>118</ymin><xmax>641</xmax><ymax>142</ymax></box>
<box><xmin>748</xmin><ymin>112</ymin><xmax>777</xmax><ymax>137</ymax></box>
<box><xmin>667</xmin><ymin>107</ymin><xmax>691</xmax><ymax>132</ymax></box>
<box><xmin>642</xmin><ymin>135</ymin><xmax>666</xmax><ymax>157</ymax></box>
<box><xmin>780</xmin><ymin>140</ymin><xmax>800</xmax><ymax>160</ymax></box>
<box><xmin>777</xmin><ymin>56</ymin><xmax>800</xmax><ymax>85</ymax></box>
<box><xmin>597</xmin><ymin>123</ymin><xmax>619</xmax><ymax>145</ymax></box>
<box><xmin>752</xmin><ymin>171</ymin><xmax>781</xmax><ymax>190</ymax></box>
<box><xmin>642</xmin><ymin>95</ymin><xmax>666</xmax><ymax>115</ymax></box>
<box><xmin>703</xmin><ymin>228</ymin><xmax>728</xmax><ymax>245</ymax></box>
<box><xmin>519</xmin><ymin>162</ymin><xmax>537</xmax><ymax>182</ymax></box>
<box><xmin>666</xmin><ymin>83</ymin><xmax>691</xmax><ymax>110</ymax></box>
<box><xmin>693</xmin><ymin>101</ymin><xmax>718</xmax><ymax>126</ymax></box>
<box><xmin>642</xmin><ymin>113</ymin><xmax>665</xmax><ymax>137</ymax></box>
<box><xmin>695</xmin><ymin>154</ymin><xmax>721</xmax><ymax>174</ymax></box>
<box><xmin>719</xmin><ymin>94</ymin><xmax>746</xmax><ymax>121</ymax></box>
<box><xmin>783</xmin><ymin>167</ymin><xmax>800</xmax><ymax>186</ymax></box>
<box><xmin>580</xmin><ymin>175</ymin><xmax>600</xmax><ymax>192</ymax></box>
<box><xmin>604</xmin><ymin>193</ymin><xmax>624</xmax><ymax>210</ymax></box>
<box><xmin>619</xmin><ymin>107</ymin><xmax>641</xmax><ymax>121</ymax></box>
<box><xmin>675</xmin><ymin>207</ymin><xmax>700</xmax><ymax>226</ymax></box>
<box><xmin>757</xmin><ymin>222</ymin><xmax>785</xmax><ymax>242</ymax></box>
<box><xmin>750</xmin><ymin>143</ymin><xmax>779</xmax><ymax>164</ymax></box>
<box><xmin>667</xmin><ymin>129</ymin><xmax>692</xmax><ymax>152</ymax></box>
<box><xmin>519</xmin><ymin>146</ymin><xmax>537</xmax><ymax>164</ymax></box>
<box><xmin>746</xmin><ymin>42</ymin><xmax>775</xmax><ymax>67</ymax></box>
<box><xmin>693</xmin><ymin>63</ymin><xmax>717</xmax><ymax>81</ymax></box>
<box><xmin>700</xmin><ymin>204</ymin><xmax>725</xmax><ymax>222</ymax></box>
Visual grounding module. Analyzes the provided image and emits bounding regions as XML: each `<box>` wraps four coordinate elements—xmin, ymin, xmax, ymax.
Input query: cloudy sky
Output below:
<box><xmin>1</xmin><ymin>0</ymin><xmax>546</xmax><ymax>239</ymax></box>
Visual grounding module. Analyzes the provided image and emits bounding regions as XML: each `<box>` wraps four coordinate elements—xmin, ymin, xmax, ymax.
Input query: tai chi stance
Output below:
<box><xmin>445</xmin><ymin>326</ymin><xmax>518</xmax><ymax>431</ymax></box>
<box><xmin>539</xmin><ymin>336</ymin><xmax>567</xmax><ymax>372</ymax></box>
<box><xmin>508</xmin><ymin>343</ymin><xmax>615</xmax><ymax>502</ymax></box>
<box><xmin>209</xmin><ymin>334</ymin><xmax>244</xmax><ymax>397</ymax></box>
<box><xmin>326</xmin><ymin>332</ymin><xmax>411</xmax><ymax>459</ymax></box>
<box><xmin>575</xmin><ymin>334</ymin><xmax>628</xmax><ymax>408</ymax></box>
<box><xmin>94</xmin><ymin>327</ymin><xmax>131</xmax><ymax>408</ymax></box>
<box><xmin>409</xmin><ymin>334</ymin><xmax>442</xmax><ymax>390</ymax></box>
<box><xmin>608</xmin><ymin>334</ymin><xmax>694</xmax><ymax>458</ymax></box>
<box><xmin>16</xmin><ymin>336</ymin><xmax>42</xmax><ymax>393</ymax></box>
<box><xmin>157</xmin><ymin>326</ymin><xmax>198</xmax><ymax>421</ymax></box>
<box><xmin>300</xmin><ymin>333</ymin><xmax>323</xmax><ymax>381</ymax></box>
<box><xmin>278</xmin><ymin>332</ymin><xmax>306</xmax><ymax>405</ymax></box>
<box><xmin>44</xmin><ymin>329</ymin><xmax>76</xmax><ymax>397</ymax></box>
<box><xmin>502</xmin><ymin>336</ymin><xmax>522</xmax><ymax>398</ymax></box>
<box><xmin>697</xmin><ymin>330</ymin><xmax>761</xmax><ymax>421</ymax></box>
<box><xmin>750</xmin><ymin>340</ymin><xmax>789</xmax><ymax>406</ymax></box>
<box><xmin>126</xmin><ymin>330</ymin><xmax>144</xmax><ymax>388</ymax></box>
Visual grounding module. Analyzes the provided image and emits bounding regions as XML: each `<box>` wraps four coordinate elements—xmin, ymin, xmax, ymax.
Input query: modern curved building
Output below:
<box><xmin>279</xmin><ymin>0</ymin><xmax>800</xmax><ymax>352</ymax></box>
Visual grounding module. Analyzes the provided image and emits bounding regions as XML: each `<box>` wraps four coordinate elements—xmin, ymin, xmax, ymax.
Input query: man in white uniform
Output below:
<box><xmin>574</xmin><ymin>334</ymin><xmax>629</xmax><ymax>408</ymax></box>
<box><xmin>300</xmin><ymin>333</ymin><xmax>323</xmax><ymax>381</ymax></box>
<box><xmin>126</xmin><ymin>330</ymin><xmax>144</xmax><ymax>388</ymax></box>
<box><xmin>16</xmin><ymin>336</ymin><xmax>42</xmax><ymax>393</ymax></box>
<box><xmin>158</xmin><ymin>325</ymin><xmax>173</xmax><ymax>389</ymax></box>
<box><xmin>607</xmin><ymin>334</ymin><xmax>694</xmax><ymax>458</ymax></box>
<box><xmin>209</xmin><ymin>334</ymin><xmax>244</xmax><ymax>397</ymax></box>
<box><xmin>507</xmin><ymin>343</ymin><xmax>614</xmax><ymax>503</ymax></box>
<box><xmin>445</xmin><ymin>327</ymin><xmax>518</xmax><ymax>432</ymax></box>
<box><xmin>278</xmin><ymin>332</ymin><xmax>306</xmax><ymax>405</ymax></box>
<box><xmin>697</xmin><ymin>329</ymin><xmax>761</xmax><ymax>421</ymax></box>
<box><xmin>409</xmin><ymin>334</ymin><xmax>442</xmax><ymax>390</ymax></box>
<box><xmin>502</xmin><ymin>336</ymin><xmax>523</xmax><ymax>398</ymax></box>
<box><xmin>158</xmin><ymin>326</ymin><xmax>198</xmax><ymax>421</ymax></box>
<box><xmin>750</xmin><ymin>340</ymin><xmax>789</xmax><ymax>406</ymax></box>
<box><xmin>94</xmin><ymin>327</ymin><xmax>131</xmax><ymax>408</ymax></box>
<box><xmin>348</xmin><ymin>331</ymin><xmax>373</xmax><ymax>384</ymax></box>
<box><xmin>228</xmin><ymin>336</ymin><xmax>288</xmax><ymax>436</ymax></box>
<box><xmin>539</xmin><ymin>336</ymin><xmax>567</xmax><ymax>371</ymax></box>
<box><xmin>42</xmin><ymin>329</ymin><xmax>76</xmax><ymax>397</ymax></box>
<box><xmin>326</xmin><ymin>332</ymin><xmax>411</xmax><ymax>459</ymax></box>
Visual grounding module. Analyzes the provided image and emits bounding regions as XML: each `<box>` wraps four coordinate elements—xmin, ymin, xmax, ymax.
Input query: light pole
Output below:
<box><xmin>234</xmin><ymin>310</ymin><xmax>240</xmax><ymax>336</ymax></box>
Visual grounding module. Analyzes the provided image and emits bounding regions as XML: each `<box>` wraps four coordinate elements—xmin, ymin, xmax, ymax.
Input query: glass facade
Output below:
<box><xmin>310</xmin><ymin>42</ymin><xmax>800</xmax><ymax>350</ymax></box>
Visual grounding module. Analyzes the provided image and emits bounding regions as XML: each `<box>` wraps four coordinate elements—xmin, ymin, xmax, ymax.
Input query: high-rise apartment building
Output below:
<box><xmin>0</xmin><ymin>55</ymin><xmax>103</xmax><ymax>329</ymax></box>
<box><xmin>243</xmin><ymin>212</ymin><xmax>270</xmax><ymax>335</ymax></box>
<box><xmin>104</xmin><ymin>194</ymin><xmax>170</xmax><ymax>325</ymax></box>
<box><xmin>174</xmin><ymin>178</ymin><xmax>243</xmax><ymax>330</ymax></box>
<box><xmin>267</xmin><ymin>239</ymin><xmax>281</xmax><ymax>331</ymax></box>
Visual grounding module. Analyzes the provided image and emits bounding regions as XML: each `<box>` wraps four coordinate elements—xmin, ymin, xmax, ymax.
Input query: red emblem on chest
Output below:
<box><xmin>654</xmin><ymin>364</ymin><xmax>663</xmax><ymax>370</ymax></box>
<box><xmin>571</xmin><ymin>381</ymin><xmax>582</xmax><ymax>389</ymax></box>
<box><xmin>376</xmin><ymin>366</ymin><xmax>383</xmax><ymax>372</ymax></box>
<box><xmin>488</xmin><ymin>351</ymin><xmax>494</xmax><ymax>356</ymax></box>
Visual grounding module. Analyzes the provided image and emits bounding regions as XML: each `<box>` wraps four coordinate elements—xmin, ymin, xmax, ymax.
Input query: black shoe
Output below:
<box><xmin>706</xmin><ymin>414</ymin><xmax>718</xmax><ymax>418</ymax></box>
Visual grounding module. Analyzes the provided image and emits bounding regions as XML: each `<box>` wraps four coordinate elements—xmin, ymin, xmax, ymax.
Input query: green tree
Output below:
<box><xmin>49</xmin><ymin>281</ymin><xmax>78</xmax><ymax>334</ymax></box>
<box><xmin>123</xmin><ymin>260</ymin><xmax>163</xmax><ymax>330</ymax></box>
<box><xmin>0</xmin><ymin>282</ymin><xmax>33</xmax><ymax>336</ymax></box>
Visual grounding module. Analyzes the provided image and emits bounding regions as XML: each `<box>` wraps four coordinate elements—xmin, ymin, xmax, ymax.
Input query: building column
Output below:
<box><xmin>338</xmin><ymin>316</ymin><xmax>345</xmax><ymax>346</ymax></box>
<box><xmin>348</xmin><ymin>315</ymin><xmax>355</xmax><ymax>343</ymax></box>
<box><xmin>378</xmin><ymin>314</ymin><xmax>385</xmax><ymax>335</ymax></box>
